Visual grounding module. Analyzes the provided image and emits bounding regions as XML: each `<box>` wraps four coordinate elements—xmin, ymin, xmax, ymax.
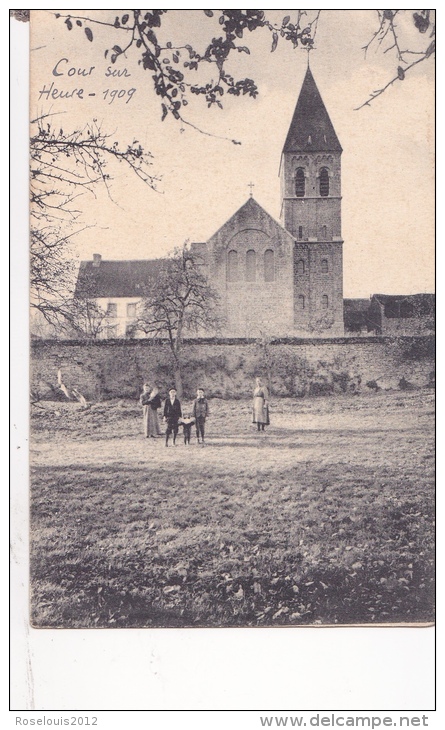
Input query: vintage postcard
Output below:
<box><xmin>27</xmin><ymin>9</ymin><xmax>434</xmax><ymax>634</ymax></box>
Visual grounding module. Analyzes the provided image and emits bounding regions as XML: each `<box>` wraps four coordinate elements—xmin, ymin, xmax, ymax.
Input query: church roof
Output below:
<box><xmin>207</xmin><ymin>196</ymin><xmax>295</xmax><ymax>244</ymax></box>
<box><xmin>282</xmin><ymin>67</ymin><xmax>342</xmax><ymax>154</ymax></box>
<box><xmin>74</xmin><ymin>258</ymin><xmax>165</xmax><ymax>298</ymax></box>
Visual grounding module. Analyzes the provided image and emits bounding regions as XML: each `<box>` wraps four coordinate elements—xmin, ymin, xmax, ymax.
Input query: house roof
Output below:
<box><xmin>282</xmin><ymin>67</ymin><xmax>342</xmax><ymax>154</ymax></box>
<box><xmin>371</xmin><ymin>293</ymin><xmax>435</xmax><ymax>305</ymax></box>
<box><xmin>371</xmin><ymin>293</ymin><xmax>435</xmax><ymax>318</ymax></box>
<box><xmin>74</xmin><ymin>258</ymin><xmax>166</xmax><ymax>298</ymax></box>
<box><xmin>343</xmin><ymin>298</ymin><xmax>370</xmax><ymax>313</ymax></box>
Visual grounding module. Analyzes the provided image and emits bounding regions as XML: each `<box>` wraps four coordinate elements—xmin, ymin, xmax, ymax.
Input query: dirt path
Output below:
<box><xmin>31</xmin><ymin>390</ymin><xmax>434</xmax><ymax>475</ymax></box>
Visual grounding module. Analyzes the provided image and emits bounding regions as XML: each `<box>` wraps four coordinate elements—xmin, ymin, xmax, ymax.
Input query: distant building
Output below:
<box><xmin>343</xmin><ymin>299</ymin><xmax>371</xmax><ymax>334</ymax></box>
<box><xmin>74</xmin><ymin>256</ymin><xmax>164</xmax><ymax>338</ymax></box>
<box><xmin>368</xmin><ymin>294</ymin><xmax>435</xmax><ymax>336</ymax></box>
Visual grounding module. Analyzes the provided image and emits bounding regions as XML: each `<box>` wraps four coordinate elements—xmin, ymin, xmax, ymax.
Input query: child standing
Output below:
<box><xmin>179</xmin><ymin>414</ymin><xmax>195</xmax><ymax>445</ymax></box>
<box><xmin>193</xmin><ymin>388</ymin><xmax>209</xmax><ymax>445</ymax></box>
<box><xmin>163</xmin><ymin>387</ymin><xmax>182</xmax><ymax>447</ymax></box>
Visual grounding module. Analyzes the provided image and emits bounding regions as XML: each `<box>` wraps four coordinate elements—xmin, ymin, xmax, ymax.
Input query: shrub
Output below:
<box><xmin>399</xmin><ymin>336</ymin><xmax>435</xmax><ymax>360</ymax></box>
<box><xmin>366</xmin><ymin>380</ymin><xmax>379</xmax><ymax>391</ymax></box>
<box><xmin>398</xmin><ymin>377</ymin><xmax>414</xmax><ymax>391</ymax></box>
<box><xmin>309</xmin><ymin>381</ymin><xmax>334</xmax><ymax>396</ymax></box>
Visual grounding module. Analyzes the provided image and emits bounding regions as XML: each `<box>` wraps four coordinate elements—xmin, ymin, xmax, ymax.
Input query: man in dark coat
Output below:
<box><xmin>163</xmin><ymin>388</ymin><xmax>182</xmax><ymax>446</ymax></box>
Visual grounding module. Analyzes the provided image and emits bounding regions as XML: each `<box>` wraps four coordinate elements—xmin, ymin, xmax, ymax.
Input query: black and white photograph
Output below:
<box><xmin>25</xmin><ymin>9</ymin><xmax>434</xmax><ymax>635</ymax></box>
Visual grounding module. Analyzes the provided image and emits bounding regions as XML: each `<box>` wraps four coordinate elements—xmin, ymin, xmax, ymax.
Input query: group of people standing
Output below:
<box><xmin>139</xmin><ymin>376</ymin><xmax>270</xmax><ymax>447</ymax></box>
<box><xmin>139</xmin><ymin>384</ymin><xmax>209</xmax><ymax>447</ymax></box>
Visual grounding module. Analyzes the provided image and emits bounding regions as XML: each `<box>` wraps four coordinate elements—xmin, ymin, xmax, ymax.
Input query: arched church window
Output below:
<box><xmin>264</xmin><ymin>249</ymin><xmax>274</xmax><ymax>282</ymax></box>
<box><xmin>321</xmin><ymin>259</ymin><xmax>329</xmax><ymax>273</ymax></box>
<box><xmin>319</xmin><ymin>168</ymin><xmax>329</xmax><ymax>197</ymax></box>
<box><xmin>297</xmin><ymin>259</ymin><xmax>305</xmax><ymax>275</ymax></box>
<box><xmin>298</xmin><ymin>226</ymin><xmax>303</xmax><ymax>240</ymax></box>
<box><xmin>322</xmin><ymin>294</ymin><xmax>329</xmax><ymax>309</ymax></box>
<box><xmin>321</xmin><ymin>225</ymin><xmax>327</xmax><ymax>239</ymax></box>
<box><xmin>227</xmin><ymin>250</ymin><xmax>238</xmax><ymax>281</ymax></box>
<box><xmin>246</xmin><ymin>249</ymin><xmax>256</xmax><ymax>282</ymax></box>
<box><xmin>295</xmin><ymin>168</ymin><xmax>305</xmax><ymax>198</ymax></box>
<box><xmin>298</xmin><ymin>295</ymin><xmax>305</xmax><ymax>310</ymax></box>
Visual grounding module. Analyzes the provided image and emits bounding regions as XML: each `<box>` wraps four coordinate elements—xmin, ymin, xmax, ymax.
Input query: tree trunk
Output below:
<box><xmin>258</xmin><ymin>338</ymin><xmax>273</xmax><ymax>396</ymax></box>
<box><xmin>172</xmin><ymin>331</ymin><xmax>183</xmax><ymax>397</ymax></box>
<box><xmin>173</xmin><ymin>364</ymin><xmax>183</xmax><ymax>398</ymax></box>
<box><xmin>263</xmin><ymin>342</ymin><xmax>272</xmax><ymax>396</ymax></box>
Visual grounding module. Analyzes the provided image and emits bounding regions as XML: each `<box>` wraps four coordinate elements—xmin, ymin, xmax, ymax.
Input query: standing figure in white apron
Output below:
<box><xmin>252</xmin><ymin>377</ymin><xmax>269</xmax><ymax>432</ymax></box>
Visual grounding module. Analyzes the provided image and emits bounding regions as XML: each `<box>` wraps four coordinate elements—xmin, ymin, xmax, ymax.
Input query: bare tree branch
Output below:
<box><xmin>30</xmin><ymin>112</ymin><xmax>161</xmax><ymax>331</ymax></box>
<box><xmin>355</xmin><ymin>52</ymin><xmax>432</xmax><ymax>110</ymax></box>
<box><xmin>129</xmin><ymin>244</ymin><xmax>223</xmax><ymax>394</ymax></box>
<box><xmin>358</xmin><ymin>10</ymin><xmax>435</xmax><ymax>109</ymax></box>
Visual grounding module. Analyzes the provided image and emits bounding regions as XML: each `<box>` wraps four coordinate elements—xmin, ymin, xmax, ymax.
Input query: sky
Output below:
<box><xmin>29</xmin><ymin>9</ymin><xmax>435</xmax><ymax>298</ymax></box>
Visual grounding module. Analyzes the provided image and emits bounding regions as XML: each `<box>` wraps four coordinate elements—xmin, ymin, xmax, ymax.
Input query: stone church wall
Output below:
<box><xmin>206</xmin><ymin>200</ymin><xmax>296</xmax><ymax>337</ymax></box>
<box><xmin>32</xmin><ymin>337</ymin><xmax>434</xmax><ymax>402</ymax></box>
<box><xmin>281</xmin><ymin>154</ymin><xmax>342</xmax><ymax>239</ymax></box>
<box><xmin>293</xmin><ymin>241</ymin><xmax>343</xmax><ymax>335</ymax></box>
<box><xmin>280</xmin><ymin>146</ymin><xmax>343</xmax><ymax>336</ymax></box>
<box><xmin>213</xmin><ymin>228</ymin><xmax>294</xmax><ymax>336</ymax></box>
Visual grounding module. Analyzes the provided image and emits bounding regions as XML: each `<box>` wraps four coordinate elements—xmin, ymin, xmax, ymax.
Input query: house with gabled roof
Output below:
<box><xmin>74</xmin><ymin>256</ymin><xmax>166</xmax><ymax>338</ymax></box>
<box><xmin>74</xmin><ymin>66</ymin><xmax>345</xmax><ymax>338</ymax></box>
<box><xmin>368</xmin><ymin>293</ymin><xmax>435</xmax><ymax>336</ymax></box>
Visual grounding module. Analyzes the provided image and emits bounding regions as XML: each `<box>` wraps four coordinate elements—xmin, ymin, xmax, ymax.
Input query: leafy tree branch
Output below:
<box><xmin>56</xmin><ymin>9</ymin><xmax>316</xmax><ymax>128</ymax></box>
<box><xmin>54</xmin><ymin>9</ymin><xmax>434</xmax><ymax>117</ymax></box>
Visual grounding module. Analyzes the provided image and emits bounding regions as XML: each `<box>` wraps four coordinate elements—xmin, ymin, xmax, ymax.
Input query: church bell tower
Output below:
<box><xmin>280</xmin><ymin>66</ymin><xmax>344</xmax><ymax>335</ymax></box>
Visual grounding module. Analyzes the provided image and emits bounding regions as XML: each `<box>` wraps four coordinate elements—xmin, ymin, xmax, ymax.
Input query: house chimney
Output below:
<box><xmin>92</xmin><ymin>253</ymin><xmax>101</xmax><ymax>267</ymax></box>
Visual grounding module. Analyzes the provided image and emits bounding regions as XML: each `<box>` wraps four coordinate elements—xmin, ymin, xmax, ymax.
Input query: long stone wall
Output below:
<box><xmin>31</xmin><ymin>336</ymin><xmax>435</xmax><ymax>402</ymax></box>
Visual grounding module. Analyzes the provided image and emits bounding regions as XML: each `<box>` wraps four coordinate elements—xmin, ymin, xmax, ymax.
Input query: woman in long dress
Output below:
<box><xmin>252</xmin><ymin>377</ymin><xmax>270</xmax><ymax>432</ymax></box>
<box><xmin>140</xmin><ymin>384</ymin><xmax>162</xmax><ymax>437</ymax></box>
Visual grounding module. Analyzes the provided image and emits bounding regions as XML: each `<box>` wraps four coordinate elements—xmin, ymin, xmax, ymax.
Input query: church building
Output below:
<box><xmin>191</xmin><ymin>66</ymin><xmax>344</xmax><ymax>337</ymax></box>
<box><xmin>75</xmin><ymin>67</ymin><xmax>345</xmax><ymax>338</ymax></box>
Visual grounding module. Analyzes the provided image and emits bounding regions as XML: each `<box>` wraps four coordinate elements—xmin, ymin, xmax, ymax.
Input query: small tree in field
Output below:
<box><xmin>130</xmin><ymin>244</ymin><xmax>222</xmax><ymax>395</ymax></box>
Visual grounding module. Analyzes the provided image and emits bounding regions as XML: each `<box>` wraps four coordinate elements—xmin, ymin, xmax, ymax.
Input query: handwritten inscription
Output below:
<box><xmin>37</xmin><ymin>58</ymin><xmax>136</xmax><ymax>104</ymax></box>
<box><xmin>52</xmin><ymin>58</ymin><xmax>95</xmax><ymax>77</ymax></box>
<box><xmin>103</xmin><ymin>88</ymin><xmax>136</xmax><ymax>104</ymax></box>
<box><xmin>105</xmin><ymin>67</ymin><xmax>131</xmax><ymax>78</ymax></box>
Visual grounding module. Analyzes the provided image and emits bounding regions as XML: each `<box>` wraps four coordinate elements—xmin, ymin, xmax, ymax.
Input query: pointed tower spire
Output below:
<box><xmin>282</xmin><ymin>67</ymin><xmax>342</xmax><ymax>154</ymax></box>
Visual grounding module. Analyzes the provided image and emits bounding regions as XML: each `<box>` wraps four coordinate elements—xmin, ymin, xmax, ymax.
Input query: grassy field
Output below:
<box><xmin>30</xmin><ymin>389</ymin><xmax>435</xmax><ymax>628</ymax></box>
